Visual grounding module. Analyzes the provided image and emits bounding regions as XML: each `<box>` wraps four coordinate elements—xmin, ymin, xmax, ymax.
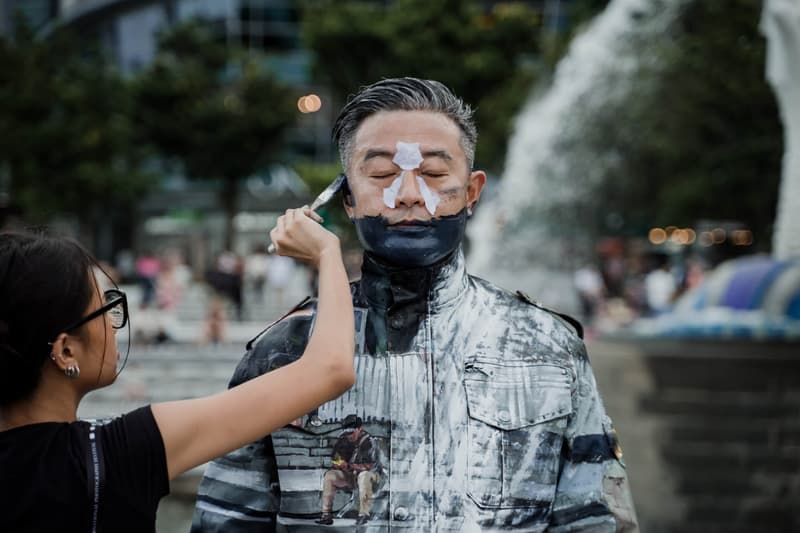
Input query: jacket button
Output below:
<box><xmin>393</xmin><ymin>506</ymin><xmax>410</xmax><ymax>521</ymax></box>
<box><xmin>497</xmin><ymin>410</ymin><xmax>511</xmax><ymax>424</ymax></box>
<box><xmin>390</xmin><ymin>316</ymin><xmax>404</xmax><ymax>329</ymax></box>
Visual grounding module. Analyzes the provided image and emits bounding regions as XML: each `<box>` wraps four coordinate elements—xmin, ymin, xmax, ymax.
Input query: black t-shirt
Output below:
<box><xmin>0</xmin><ymin>406</ymin><xmax>170</xmax><ymax>532</ymax></box>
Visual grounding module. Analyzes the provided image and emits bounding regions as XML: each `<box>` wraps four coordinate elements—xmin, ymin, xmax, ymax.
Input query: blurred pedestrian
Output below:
<box><xmin>573</xmin><ymin>263</ymin><xmax>606</xmax><ymax>323</ymax></box>
<box><xmin>156</xmin><ymin>249</ymin><xmax>188</xmax><ymax>312</ymax></box>
<box><xmin>206</xmin><ymin>251</ymin><xmax>244</xmax><ymax>321</ymax></box>
<box><xmin>266</xmin><ymin>254</ymin><xmax>296</xmax><ymax>309</ymax></box>
<box><xmin>645</xmin><ymin>253</ymin><xmax>676</xmax><ymax>315</ymax></box>
<box><xmin>244</xmin><ymin>243</ymin><xmax>269</xmax><ymax>302</ymax></box>
<box><xmin>200</xmin><ymin>296</ymin><xmax>227</xmax><ymax>346</ymax></box>
<box><xmin>135</xmin><ymin>250</ymin><xmax>160</xmax><ymax>309</ymax></box>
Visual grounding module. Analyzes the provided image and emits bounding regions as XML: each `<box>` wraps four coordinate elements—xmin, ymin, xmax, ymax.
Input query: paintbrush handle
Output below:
<box><xmin>268</xmin><ymin>174</ymin><xmax>346</xmax><ymax>253</ymax></box>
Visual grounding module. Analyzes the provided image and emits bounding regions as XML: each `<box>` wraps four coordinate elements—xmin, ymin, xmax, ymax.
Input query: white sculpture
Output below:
<box><xmin>762</xmin><ymin>0</ymin><xmax>800</xmax><ymax>259</ymax></box>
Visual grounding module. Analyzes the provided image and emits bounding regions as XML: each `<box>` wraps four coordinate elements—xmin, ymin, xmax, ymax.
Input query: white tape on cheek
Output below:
<box><xmin>383</xmin><ymin>173</ymin><xmax>404</xmax><ymax>208</ymax></box>
<box><xmin>416</xmin><ymin>176</ymin><xmax>441</xmax><ymax>215</ymax></box>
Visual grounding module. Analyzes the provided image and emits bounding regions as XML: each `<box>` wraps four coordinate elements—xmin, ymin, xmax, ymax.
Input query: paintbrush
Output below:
<box><xmin>268</xmin><ymin>173</ymin><xmax>347</xmax><ymax>253</ymax></box>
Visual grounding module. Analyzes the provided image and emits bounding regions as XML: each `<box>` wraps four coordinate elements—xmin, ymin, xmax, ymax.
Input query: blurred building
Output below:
<box><xmin>1</xmin><ymin>0</ymin><xmax>332</xmax><ymax>161</ymax></box>
<box><xmin>135</xmin><ymin>164</ymin><xmax>312</xmax><ymax>279</ymax></box>
<box><xmin>0</xmin><ymin>0</ymin><xmax>327</xmax><ymax>267</ymax></box>
<box><xmin>0</xmin><ymin>0</ymin><xmax>567</xmax><ymax>266</ymax></box>
<box><xmin>0</xmin><ymin>0</ymin><xmax>57</xmax><ymax>35</ymax></box>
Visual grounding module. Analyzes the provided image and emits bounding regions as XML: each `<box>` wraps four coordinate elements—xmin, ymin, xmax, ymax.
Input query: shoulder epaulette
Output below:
<box><xmin>245</xmin><ymin>295</ymin><xmax>315</xmax><ymax>350</ymax></box>
<box><xmin>516</xmin><ymin>290</ymin><xmax>584</xmax><ymax>339</ymax></box>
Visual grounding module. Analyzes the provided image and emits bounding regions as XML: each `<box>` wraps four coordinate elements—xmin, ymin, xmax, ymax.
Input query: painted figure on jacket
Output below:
<box><xmin>316</xmin><ymin>414</ymin><xmax>384</xmax><ymax>526</ymax></box>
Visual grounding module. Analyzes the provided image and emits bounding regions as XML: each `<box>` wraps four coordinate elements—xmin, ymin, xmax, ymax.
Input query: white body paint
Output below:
<box><xmin>383</xmin><ymin>141</ymin><xmax>442</xmax><ymax>215</ymax></box>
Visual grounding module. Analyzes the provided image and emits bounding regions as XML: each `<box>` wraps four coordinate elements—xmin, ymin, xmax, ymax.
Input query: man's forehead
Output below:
<box><xmin>352</xmin><ymin>111</ymin><xmax>463</xmax><ymax>153</ymax></box>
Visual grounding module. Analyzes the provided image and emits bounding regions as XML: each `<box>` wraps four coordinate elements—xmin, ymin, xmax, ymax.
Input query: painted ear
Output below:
<box><xmin>342</xmin><ymin>176</ymin><xmax>354</xmax><ymax>207</ymax></box>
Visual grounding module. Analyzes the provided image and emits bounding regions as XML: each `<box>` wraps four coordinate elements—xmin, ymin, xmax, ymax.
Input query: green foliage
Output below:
<box><xmin>300</xmin><ymin>0</ymin><xmax>543</xmax><ymax>172</ymax></box>
<box><xmin>292</xmin><ymin>161</ymin><xmax>343</xmax><ymax>196</ymax></box>
<box><xmin>134</xmin><ymin>23</ymin><xmax>297</xmax><ymax>182</ymax></box>
<box><xmin>133</xmin><ymin>21</ymin><xmax>298</xmax><ymax>247</ymax></box>
<box><xmin>0</xmin><ymin>21</ymin><xmax>155</xmax><ymax>224</ymax></box>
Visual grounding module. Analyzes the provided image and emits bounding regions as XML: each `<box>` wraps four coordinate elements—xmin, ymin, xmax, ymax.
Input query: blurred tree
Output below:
<box><xmin>582</xmin><ymin>0</ymin><xmax>782</xmax><ymax>247</ymax></box>
<box><xmin>0</xmin><ymin>18</ymin><xmax>154</xmax><ymax>235</ymax></box>
<box><xmin>134</xmin><ymin>22</ymin><xmax>297</xmax><ymax>250</ymax></box>
<box><xmin>300</xmin><ymin>0</ymin><xmax>542</xmax><ymax>172</ymax></box>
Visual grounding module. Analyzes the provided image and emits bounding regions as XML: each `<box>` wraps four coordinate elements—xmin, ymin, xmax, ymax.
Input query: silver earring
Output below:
<box><xmin>50</xmin><ymin>354</ymin><xmax>56</xmax><ymax>361</ymax></box>
<box><xmin>65</xmin><ymin>365</ymin><xmax>80</xmax><ymax>379</ymax></box>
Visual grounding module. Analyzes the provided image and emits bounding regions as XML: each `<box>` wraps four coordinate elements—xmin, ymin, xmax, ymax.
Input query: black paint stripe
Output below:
<box><xmin>550</xmin><ymin>502</ymin><xmax>611</xmax><ymax>526</ymax></box>
<box><xmin>569</xmin><ymin>434</ymin><xmax>615</xmax><ymax>463</ymax></box>
<box><xmin>195</xmin><ymin>494</ymin><xmax>278</xmax><ymax>520</ymax></box>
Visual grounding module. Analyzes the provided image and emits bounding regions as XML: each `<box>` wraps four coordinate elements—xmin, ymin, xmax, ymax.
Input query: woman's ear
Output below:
<box><xmin>49</xmin><ymin>333</ymin><xmax>79</xmax><ymax>373</ymax></box>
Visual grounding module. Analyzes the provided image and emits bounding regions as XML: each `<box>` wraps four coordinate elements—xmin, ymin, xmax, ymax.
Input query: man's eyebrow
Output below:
<box><xmin>362</xmin><ymin>149</ymin><xmax>453</xmax><ymax>162</ymax></box>
<box><xmin>421</xmin><ymin>150</ymin><xmax>452</xmax><ymax>161</ymax></box>
<box><xmin>363</xmin><ymin>149</ymin><xmax>394</xmax><ymax>162</ymax></box>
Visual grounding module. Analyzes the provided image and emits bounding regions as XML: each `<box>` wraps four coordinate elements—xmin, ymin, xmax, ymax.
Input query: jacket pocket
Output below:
<box><xmin>463</xmin><ymin>360</ymin><xmax>572</xmax><ymax>509</ymax></box>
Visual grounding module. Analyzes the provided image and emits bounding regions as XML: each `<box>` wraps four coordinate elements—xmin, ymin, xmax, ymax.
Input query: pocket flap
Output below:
<box><xmin>464</xmin><ymin>362</ymin><xmax>572</xmax><ymax>430</ymax></box>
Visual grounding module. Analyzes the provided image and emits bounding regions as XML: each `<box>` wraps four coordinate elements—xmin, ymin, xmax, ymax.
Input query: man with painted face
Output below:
<box><xmin>192</xmin><ymin>77</ymin><xmax>638</xmax><ymax>532</ymax></box>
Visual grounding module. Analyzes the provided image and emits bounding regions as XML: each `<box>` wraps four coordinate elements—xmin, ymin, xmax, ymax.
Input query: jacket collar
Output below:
<box><xmin>359</xmin><ymin>247</ymin><xmax>468</xmax><ymax>313</ymax></box>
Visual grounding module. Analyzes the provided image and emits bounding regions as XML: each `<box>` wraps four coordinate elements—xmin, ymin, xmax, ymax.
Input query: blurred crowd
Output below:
<box><xmin>573</xmin><ymin>242</ymin><xmax>711</xmax><ymax>337</ymax></box>
<box><xmin>100</xmin><ymin>237</ymin><xmax>722</xmax><ymax>344</ymax></box>
<box><xmin>99</xmin><ymin>244</ymin><xmax>316</xmax><ymax>346</ymax></box>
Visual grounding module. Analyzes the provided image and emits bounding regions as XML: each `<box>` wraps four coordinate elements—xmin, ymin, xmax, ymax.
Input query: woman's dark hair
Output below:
<box><xmin>0</xmin><ymin>231</ymin><xmax>97</xmax><ymax>406</ymax></box>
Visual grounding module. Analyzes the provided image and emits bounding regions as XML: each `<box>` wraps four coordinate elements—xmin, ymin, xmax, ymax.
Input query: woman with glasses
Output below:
<box><xmin>0</xmin><ymin>207</ymin><xmax>355</xmax><ymax>532</ymax></box>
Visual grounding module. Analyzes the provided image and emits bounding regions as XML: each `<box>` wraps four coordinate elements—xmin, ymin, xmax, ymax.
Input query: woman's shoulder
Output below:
<box><xmin>0</xmin><ymin>418</ymin><xmax>89</xmax><ymax>447</ymax></box>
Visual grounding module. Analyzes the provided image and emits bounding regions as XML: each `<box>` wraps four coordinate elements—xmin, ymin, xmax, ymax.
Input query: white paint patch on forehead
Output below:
<box><xmin>393</xmin><ymin>141</ymin><xmax>424</xmax><ymax>170</ymax></box>
<box><xmin>382</xmin><ymin>141</ymin><xmax>441</xmax><ymax>215</ymax></box>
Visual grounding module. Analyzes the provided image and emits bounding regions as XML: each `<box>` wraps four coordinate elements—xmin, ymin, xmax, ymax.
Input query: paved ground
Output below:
<box><xmin>587</xmin><ymin>339</ymin><xmax>682</xmax><ymax>532</ymax></box>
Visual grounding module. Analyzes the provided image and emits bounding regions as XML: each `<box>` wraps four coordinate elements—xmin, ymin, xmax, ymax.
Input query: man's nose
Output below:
<box><xmin>395</xmin><ymin>171</ymin><xmax>425</xmax><ymax>208</ymax></box>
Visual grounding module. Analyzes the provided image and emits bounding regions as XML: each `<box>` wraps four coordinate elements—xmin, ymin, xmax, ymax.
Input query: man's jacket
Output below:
<box><xmin>192</xmin><ymin>250</ymin><xmax>638</xmax><ymax>532</ymax></box>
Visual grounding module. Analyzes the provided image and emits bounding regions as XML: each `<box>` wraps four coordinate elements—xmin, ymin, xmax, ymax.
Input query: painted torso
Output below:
<box><xmin>228</xmin><ymin>251</ymin><xmax>586</xmax><ymax>532</ymax></box>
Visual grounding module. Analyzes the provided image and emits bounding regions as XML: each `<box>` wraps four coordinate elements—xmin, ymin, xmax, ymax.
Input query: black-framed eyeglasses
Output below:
<box><xmin>63</xmin><ymin>289</ymin><xmax>129</xmax><ymax>332</ymax></box>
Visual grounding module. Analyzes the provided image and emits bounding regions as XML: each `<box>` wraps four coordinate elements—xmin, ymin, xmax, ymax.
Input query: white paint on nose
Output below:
<box><xmin>416</xmin><ymin>175</ymin><xmax>441</xmax><ymax>215</ymax></box>
<box><xmin>383</xmin><ymin>141</ymin><xmax>441</xmax><ymax>215</ymax></box>
<box><xmin>383</xmin><ymin>173</ymin><xmax>404</xmax><ymax>209</ymax></box>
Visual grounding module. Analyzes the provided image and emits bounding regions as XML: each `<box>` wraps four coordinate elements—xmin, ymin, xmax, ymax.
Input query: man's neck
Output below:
<box><xmin>358</xmin><ymin>247</ymin><xmax>467</xmax><ymax>311</ymax></box>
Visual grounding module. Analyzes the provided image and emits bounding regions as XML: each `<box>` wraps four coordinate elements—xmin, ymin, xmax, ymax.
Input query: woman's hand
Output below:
<box><xmin>153</xmin><ymin>205</ymin><xmax>353</xmax><ymax>480</ymax></box>
<box><xmin>269</xmin><ymin>207</ymin><xmax>339</xmax><ymax>267</ymax></box>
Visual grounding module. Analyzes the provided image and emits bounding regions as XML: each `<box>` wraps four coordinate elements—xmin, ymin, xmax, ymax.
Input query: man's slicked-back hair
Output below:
<box><xmin>332</xmin><ymin>77</ymin><xmax>477</xmax><ymax>172</ymax></box>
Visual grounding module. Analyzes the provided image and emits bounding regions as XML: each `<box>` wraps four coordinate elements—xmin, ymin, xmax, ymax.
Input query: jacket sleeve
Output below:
<box><xmin>191</xmin><ymin>311</ymin><xmax>315</xmax><ymax>532</ymax></box>
<box><xmin>191</xmin><ymin>436</ymin><xmax>281</xmax><ymax>532</ymax></box>
<box><xmin>549</xmin><ymin>342</ymin><xmax>639</xmax><ymax>532</ymax></box>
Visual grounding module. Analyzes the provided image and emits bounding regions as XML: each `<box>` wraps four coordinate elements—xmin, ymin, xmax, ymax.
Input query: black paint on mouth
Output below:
<box><xmin>352</xmin><ymin>209</ymin><xmax>468</xmax><ymax>268</ymax></box>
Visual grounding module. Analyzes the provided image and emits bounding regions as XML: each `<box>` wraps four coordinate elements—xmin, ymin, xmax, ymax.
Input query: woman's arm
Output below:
<box><xmin>152</xmin><ymin>207</ymin><xmax>355</xmax><ymax>480</ymax></box>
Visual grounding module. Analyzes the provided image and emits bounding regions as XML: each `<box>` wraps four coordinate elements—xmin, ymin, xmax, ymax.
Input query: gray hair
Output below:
<box><xmin>332</xmin><ymin>77</ymin><xmax>477</xmax><ymax>173</ymax></box>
